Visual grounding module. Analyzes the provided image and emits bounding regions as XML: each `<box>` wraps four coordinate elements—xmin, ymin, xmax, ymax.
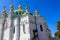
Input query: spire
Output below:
<box><xmin>18</xmin><ymin>5</ymin><xmax>22</xmax><ymax>10</ymax></box>
<box><xmin>18</xmin><ymin>0</ymin><xmax>22</xmax><ymax>10</ymax></box>
<box><xmin>2</xmin><ymin>6</ymin><xmax>6</xmax><ymax>15</ymax></box>
<box><xmin>10</xmin><ymin>0</ymin><xmax>14</xmax><ymax>10</ymax></box>
<box><xmin>10</xmin><ymin>5</ymin><xmax>14</xmax><ymax>9</ymax></box>
<box><xmin>10</xmin><ymin>0</ymin><xmax>13</xmax><ymax>5</ymax></box>
<box><xmin>25</xmin><ymin>6</ymin><xmax>28</xmax><ymax>11</ymax></box>
<box><xmin>23</xmin><ymin>0</ymin><xmax>29</xmax><ymax>16</ymax></box>
<box><xmin>9</xmin><ymin>0</ymin><xmax>14</xmax><ymax>18</ymax></box>
<box><xmin>25</xmin><ymin>0</ymin><xmax>28</xmax><ymax>11</ymax></box>
<box><xmin>23</xmin><ymin>0</ymin><xmax>29</xmax><ymax>15</ymax></box>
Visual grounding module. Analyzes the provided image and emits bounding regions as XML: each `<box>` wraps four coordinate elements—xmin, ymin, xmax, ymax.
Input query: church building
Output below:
<box><xmin>0</xmin><ymin>1</ymin><xmax>51</xmax><ymax>40</ymax></box>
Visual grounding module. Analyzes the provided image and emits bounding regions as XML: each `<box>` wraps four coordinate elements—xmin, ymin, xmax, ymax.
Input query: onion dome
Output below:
<box><xmin>2</xmin><ymin>10</ymin><xmax>6</xmax><ymax>15</ymax></box>
<box><xmin>35</xmin><ymin>10</ymin><xmax>39</xmax><ymax>15</ymax></box>
<box><xmin>10</xmin><ymin>5</ymin><xmax>14</xmax><ymax>9</ymax></box>
<box><xmin>18</xmin><ymin>5</ymin><xmax>22</xmax><ymax>10</ymax></box>
<box><xmin>34</xmin><ymin>10</ymin><xmax>40</xmax><ymax>17</ymax></box>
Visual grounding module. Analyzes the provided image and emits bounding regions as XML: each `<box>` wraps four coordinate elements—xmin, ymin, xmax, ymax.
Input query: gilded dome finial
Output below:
<box><xmin>35</xmin><ymin>10</ymin><xmax>39</xmax><ymax>16</ymax></box>
<box><xmin>35</xmin><ymin>10</ymin><xmax>39</xmax><ymax>14</ymax></box>
<box><xmin>35</xmin><ymin>10</ymin><xmax>39</xmax><ymax>15</ymax></box>
<box><xmin>25</xmin><ymin>0</ymin><xmax>28</xmax><ymax>11</ymax></box>
<box><xmin>10</xmin><ymin>5</ymin><xmax>14</xmax><ymax>9</ymax></box>
<box><xmin>2</xmin><ymin>10</ymin><xmax>6</xmax><ymax>13</ymax></box>
<box><xmin>2</xmin><ymin>6</ymin><xmax>6</xmax><ymax>15</ymax></box>
<box><xmin>18</xmin><ymin>5</ymin><xmax>22</xmax><ymax>10</ymax></box>
<box><xmin>10</xmin><ymin>0</ymin><xmax>14</xmax><ymax>9</ymax></box>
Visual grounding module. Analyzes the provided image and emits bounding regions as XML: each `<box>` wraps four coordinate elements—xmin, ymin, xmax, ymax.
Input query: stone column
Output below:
<box><xmin>9</xmin><ymin>20</ymin><xmax>13</xmax><ymax>40</ymax></box>
<box><xmin>0</xmin><ymin>23</ymin><xmax>4</xmax><ymax>40</ymax></box>
<box><xmin>1</xmin><ymin>18</ymin><xmax>6</xmax><ymax>40</ymax></box>
<box><xmin>15</xmin><ymin>17</ymin><xmax>20</xmax><ymax>40</ymax></box>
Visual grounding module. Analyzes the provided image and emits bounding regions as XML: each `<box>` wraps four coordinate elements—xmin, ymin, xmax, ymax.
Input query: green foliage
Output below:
<box><xmin>55</xmin><ymin>21</ymin><xmax>60</xmax><ymax>37</ymax></box>
<box><xmin>57</xmin><ymin>21</ymin><xmax>60</xmax><ymax>31</ymax></box>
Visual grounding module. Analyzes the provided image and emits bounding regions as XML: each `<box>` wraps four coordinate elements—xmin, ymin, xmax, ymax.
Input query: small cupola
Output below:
<box><xmin>34</xmin><ymin>10</ymin><xmax>40</xmax><ymax>17</ymax></box>
<box><xmin>10</xmin><ymin>5</ymin><xmax>14</xmax><ymax>10</ymax></box>
<box><xmin>2</xmin><ymin>6</ymin><xmax>7</xmax><ymax>16</ymax></box>
<box><xmin>18</xmin><ymin>5</ymin><xmax>22</xmax><ymax>11</ymax></box>
<box><xmin>2</xmin><ymin>10</ymin><xmax>6</xmax><ymax>15</ymax></box>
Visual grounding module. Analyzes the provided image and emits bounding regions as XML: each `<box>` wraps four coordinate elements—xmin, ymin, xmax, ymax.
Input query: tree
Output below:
<box><xmin>57</xmin><ymin>21</ymin><xmax>60</xmax><ymax>31</ymax></box>
<box><xmin>55</xmin><ymin>21</ymin><xmax>60</xmax><ymax>38</ymax></box>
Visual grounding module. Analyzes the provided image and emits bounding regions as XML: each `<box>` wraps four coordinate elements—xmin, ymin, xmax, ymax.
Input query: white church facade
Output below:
<box><xmin>0</xmin><ymin>5</ymin><xmax>52</xmax><ymax>40</ymax></box>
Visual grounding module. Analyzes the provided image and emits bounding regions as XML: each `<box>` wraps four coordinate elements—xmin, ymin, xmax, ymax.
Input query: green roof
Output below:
<box><xmin>13</xmin><ymin>10</ymin><xmax>29</xmax><ymax>16</ymax></box>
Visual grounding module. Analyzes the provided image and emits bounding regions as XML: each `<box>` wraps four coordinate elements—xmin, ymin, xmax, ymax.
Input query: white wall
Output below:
<box><xmin>36</xmin><ymin>16</ymin><xmax>50</xmax><ymax>40</ymax></box>
<box><xmin>3</xmin><ymin>28</ymin><xmax>10</xmax><ymax>40</ymax></box>
<box><xmin>13</xmin><ymin>17</ymin><xmax>20</xmax><ymax>40</ymax></box>
<box><xmin>20</xmin><ymin>14</ymin><xmax>30</xmax><ymax>40</ymax></box>
<box><xmin>2</xmin><ymin>14</ymin><xmax>51</xmax><ymax>40</ymax></box>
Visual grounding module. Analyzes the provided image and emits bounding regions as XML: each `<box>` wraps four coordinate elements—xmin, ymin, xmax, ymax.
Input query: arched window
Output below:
<box><xmin>23</xmin><ymin>24</ymin><xmax>25</xmax><ymax>33</ymax></box>
<box><xmin>18</xmin><ymin>12</ymin><xmax>21</xmax><ymax>15</ymax></box>
<box><xmin>40</xmin><ymin>25</ymin><xmax>43</xmax><ymax>31</ymax></box>
<box><xmin>16</xmin><ymin>12</ymin><xmax>18</xmax><ymax>15</ymax></box>
<box><xmin>13</xmin><ymin>27</ymin><xmax>15</xmax><ymax>33</ymax></box>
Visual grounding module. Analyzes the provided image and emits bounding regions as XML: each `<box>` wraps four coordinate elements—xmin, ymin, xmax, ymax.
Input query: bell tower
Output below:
<box><xmin>34</xmin><ymin>10</ymin><xmax>50</xmax><ymax>40</ymax></box>
<box><xmin>1</xmin><ymin>6</ymin><xmax>7</xmax><ymax>40</ymax></box>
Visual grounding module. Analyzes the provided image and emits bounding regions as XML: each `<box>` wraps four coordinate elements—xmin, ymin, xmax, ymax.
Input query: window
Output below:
<box><xmin>40</xmin><ymin>25</ymin><xmax>43</xmax><ymax>31</ymax></box>
<box><xmin>13</xmin><ymin>27</ymin><xmax>15</xmax><ymax>33</ymax></box>
<box><xmin>16</xmin><ymin>12</ymin><xmax>18</xmax><ymax>15</ymax></box>
<box><xmin>49</xmin><ymin>36</ymin><xmax>51</xmax><ymax>38</ymax></box>
<box><xmin>23</xmin><ymin>24</ymin><xmax>25</xmax><ymax>33</ymax></box>
<box><xmin>18</xmin><ymin>12</ymin><xmax>21</xmax><ymax>15</ymax></box>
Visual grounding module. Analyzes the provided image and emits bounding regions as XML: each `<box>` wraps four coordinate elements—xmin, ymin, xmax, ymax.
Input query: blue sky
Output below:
<box><xmin>0</xmin><ymin>0</ymin><xmax>60</xmax><ymax>36</ymax></box>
